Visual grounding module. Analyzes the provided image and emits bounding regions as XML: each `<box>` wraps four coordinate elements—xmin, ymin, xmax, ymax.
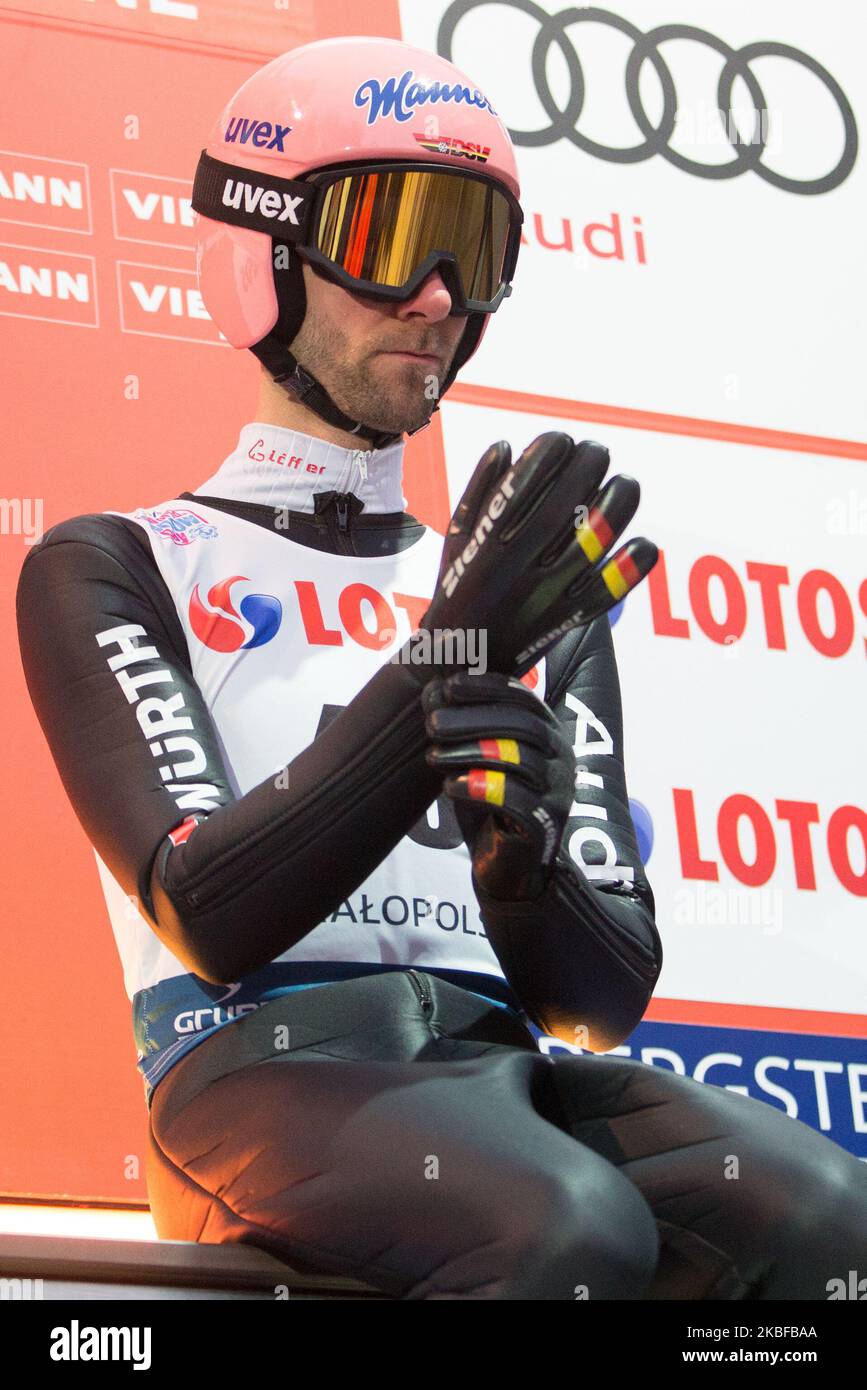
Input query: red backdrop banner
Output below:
<box><xmin>0</xmin><ymin>0</ymin><xmax>452</xmax><ymax>1202</ymax></box>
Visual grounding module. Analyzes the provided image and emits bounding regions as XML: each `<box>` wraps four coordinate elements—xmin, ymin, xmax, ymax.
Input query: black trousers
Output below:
<box><xmin>146</xmin><ymin>970</ymin><xmax>867</xmax><ymax>1299</ymax></box>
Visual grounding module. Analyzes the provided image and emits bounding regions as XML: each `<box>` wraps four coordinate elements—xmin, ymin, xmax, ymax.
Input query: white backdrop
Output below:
<box><xmin>404</xmin><ymin>0</ymin><xmax>865</xmax><ymax>437</ymax></box>
<box><xmin>402</xmin><ymin>0</ymin><xmax>867</xmax><ymax>1154</ymax></box>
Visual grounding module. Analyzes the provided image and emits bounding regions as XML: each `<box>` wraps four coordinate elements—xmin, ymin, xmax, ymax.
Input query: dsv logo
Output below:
<box><xmin>438</xmin><ymin>2</ymin><xmax>858</xmax><ymax>194</ymax></box>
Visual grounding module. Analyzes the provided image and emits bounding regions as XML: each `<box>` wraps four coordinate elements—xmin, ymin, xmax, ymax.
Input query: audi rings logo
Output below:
<box><xmin>437</xmin><ymin>2</ymin><xmax>858</xmax><ymax>194</ymax></box>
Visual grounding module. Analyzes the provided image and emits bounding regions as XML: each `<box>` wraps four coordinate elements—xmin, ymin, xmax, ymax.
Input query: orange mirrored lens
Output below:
<box><xmin>314</xmin><ymin>169</ymin><xmax>511</xmax><ymax>302</ymax></box>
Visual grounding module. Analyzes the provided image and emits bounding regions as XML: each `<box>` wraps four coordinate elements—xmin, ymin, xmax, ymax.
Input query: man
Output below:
<box><xmin>16</xmin><ymin>36</ymin><xmax>867</xmax><ymax>1299</ymax></box>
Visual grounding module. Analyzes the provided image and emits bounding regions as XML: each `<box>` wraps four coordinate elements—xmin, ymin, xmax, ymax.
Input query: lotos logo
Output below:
<box><xmin>224</xmin><ymin>117</ymin><xmax>292</xmax><ymax>151</ymax></box>
<box><xmin>354</xmin><ymin>69</ymin><xmax>496</xmax><ymax>125</ymax></box>
<box><xmin>413</xmin><ymin>132</ymin><xmax>491</xmax><ymax>162</ymax></box>
<box><xmin>189</xmin><ymin>575</ymin><xmax>282</xmax><ymax>651</ymax></box>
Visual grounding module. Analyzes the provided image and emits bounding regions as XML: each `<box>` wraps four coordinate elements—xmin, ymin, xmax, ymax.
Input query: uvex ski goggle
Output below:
<box><xmin>192</xmin><ymin>151</ymin><xmax>523</xmax><ymax>313</ymax></box>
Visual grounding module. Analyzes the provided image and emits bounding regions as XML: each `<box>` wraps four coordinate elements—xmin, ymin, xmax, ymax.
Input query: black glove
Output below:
<box><xmin>412</xmin><ymin>432</ymin><xmax>657</xmax><ymax>679</ymax></box>
<box><xmin>423</xmin><ymin>671</ymin><xmax>576</xmax><ymax>901</ymax></box>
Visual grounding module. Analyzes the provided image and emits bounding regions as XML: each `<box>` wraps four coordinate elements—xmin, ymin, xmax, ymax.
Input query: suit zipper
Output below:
<box><xmin>406</xmin><ymin>969</ymin><xmax>432</xmax><ymax>1014</ymax></box>
<box><xmin>325</xmin><ymin>491</ymin><xmax>355</xmax><ymax>556</ymax></box>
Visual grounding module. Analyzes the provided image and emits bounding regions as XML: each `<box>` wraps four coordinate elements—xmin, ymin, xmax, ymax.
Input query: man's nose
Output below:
<box><xmin>394</xmin><ymin>266</ymin><xmax>453</xmax><ymax>323</ymax></box>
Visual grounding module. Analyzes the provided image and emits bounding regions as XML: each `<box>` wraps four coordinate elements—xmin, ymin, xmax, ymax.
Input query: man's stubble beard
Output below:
<box><xmin>290</xmin><ymin>300</ymin><xmax>458</xmax><ymax>437</ymax></box>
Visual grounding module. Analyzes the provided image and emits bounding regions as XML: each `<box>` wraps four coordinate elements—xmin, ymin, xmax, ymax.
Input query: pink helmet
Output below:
<box><xmin>191</xmin><ymin>35</ymin><xmax>523</xmax><ymax>446</ymax></box>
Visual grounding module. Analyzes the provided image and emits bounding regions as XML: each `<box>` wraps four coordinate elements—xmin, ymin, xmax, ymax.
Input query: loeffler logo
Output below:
<box><xmin>246</xmin><ymin>441</ymin><xmax>315</xmax><ymax>472</ymax></box>
<box><xmin>221</xmin><ymin>178</ymin><xmax>304</xmax><ymax>224</ymax></box>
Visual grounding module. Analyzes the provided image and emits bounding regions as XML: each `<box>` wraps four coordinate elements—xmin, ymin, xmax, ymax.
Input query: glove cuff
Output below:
<box><xmin>471</xmin><ymin>859</ymin><xmax>560</xmax><ymax>914</ymax></box>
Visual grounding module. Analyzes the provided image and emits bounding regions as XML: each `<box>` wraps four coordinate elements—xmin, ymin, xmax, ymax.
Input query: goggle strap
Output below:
<box><xmin>192</xmin><ymin>150</ymin><xmax>313</xmax><ymax>241</ymax></box>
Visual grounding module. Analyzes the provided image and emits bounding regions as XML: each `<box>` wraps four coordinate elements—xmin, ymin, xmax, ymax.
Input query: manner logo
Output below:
<box><xmin>355</xmin><ymin>69</ymin><xmax>497</xmax><ymax>124</ymax></box>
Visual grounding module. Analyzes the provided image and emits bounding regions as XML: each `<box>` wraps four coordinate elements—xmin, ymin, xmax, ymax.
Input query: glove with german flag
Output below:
<box><xmin>423</xmin><ymin>671</ymin><xmax>575</xmax><ymax>901</ymax></box>
<box><xmin>416</xmin><ymin>432</ymin><xmax>657</xmax><ymax>679</ymax></box>
<box><xmin>422</xmin><ymin>432</ymin><xmax>658</xmax><ymax>900</ymax></box>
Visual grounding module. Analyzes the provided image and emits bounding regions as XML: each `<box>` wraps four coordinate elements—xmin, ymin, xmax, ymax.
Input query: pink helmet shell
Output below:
<box><xmin>194</xmin><ymin>35</ymin><xmax>521</xmax><ymax>351</ymax></box>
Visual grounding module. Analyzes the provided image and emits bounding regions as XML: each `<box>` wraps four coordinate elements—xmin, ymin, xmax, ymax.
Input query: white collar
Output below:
<box><xmin>194</xmin><ymin>422</ymin><xmax>407</xmax><ymax>514</ymax></box>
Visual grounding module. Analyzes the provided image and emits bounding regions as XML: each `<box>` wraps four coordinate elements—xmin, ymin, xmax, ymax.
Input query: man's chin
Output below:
<box><xmin>342</xmin><ymin>371</ymin><xmax>439</xmax><ymax>437</ymax></box>
<box><xmin>359</xmin><ymin>405</ymin><xmax>434</xmax><ymax>437</ymax></box>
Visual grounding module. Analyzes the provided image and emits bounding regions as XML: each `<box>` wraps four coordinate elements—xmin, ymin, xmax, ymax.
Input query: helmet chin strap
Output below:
<box><xmin>253</xmin><ymin>242</ymin><xmax>487</xmax><ymax>452</ymax></box>
<box><xmin>249</xmin><ymin>332</ymin><xmax>417</xmax><ymax>451</ymax></box>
